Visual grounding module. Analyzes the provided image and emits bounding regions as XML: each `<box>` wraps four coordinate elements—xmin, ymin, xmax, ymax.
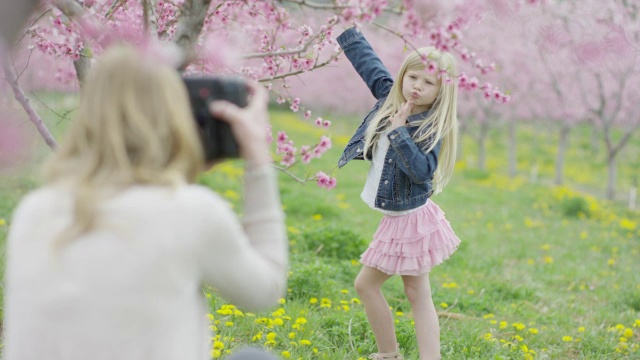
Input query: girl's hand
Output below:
<box><xmin>209</xmin><ymin>81</ymin><xmax>272</xmax><ymax>166</ymax></box>
<box><xmin>389</xmin><ymin>100</ymin><xmax>414</xmax><ymax>130</ymax></box>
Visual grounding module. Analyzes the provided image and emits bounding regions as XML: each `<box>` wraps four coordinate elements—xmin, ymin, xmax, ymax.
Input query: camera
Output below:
<box><xmin>183</xmin><ymin>76</ymin><xmax>247</xmax><ymax>162</ymax></box>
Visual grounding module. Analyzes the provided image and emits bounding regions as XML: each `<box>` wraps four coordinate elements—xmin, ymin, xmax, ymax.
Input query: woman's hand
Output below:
<box><xmin>389</xmin><ymin>100</ymin><xmax>414</xmax><ymax>131</ymax></box>
<box><xmin>209</xmin><ymin>81</ymin><xmax>272</xmax><ymax>166</ymax></box>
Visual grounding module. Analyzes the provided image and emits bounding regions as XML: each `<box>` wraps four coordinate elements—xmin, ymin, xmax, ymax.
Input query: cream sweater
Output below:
<box><xmin>2</xmin><ymin>165</ymin><xmax>287</xmax><ymax>360</ymax></box>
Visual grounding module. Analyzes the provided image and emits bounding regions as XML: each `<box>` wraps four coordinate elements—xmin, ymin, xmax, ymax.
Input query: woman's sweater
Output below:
<box><xmin>2</xmin><ymin>164</ymin><xmax>287</xmax><ymax>360</ymax></box>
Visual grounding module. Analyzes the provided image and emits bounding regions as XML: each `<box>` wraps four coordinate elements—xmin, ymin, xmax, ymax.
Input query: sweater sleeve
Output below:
<box><xmin>337</xmin><ymin>27</ymin><xmax>394</xmax><ymax>100</ymax></box>
<box><xmin>198</xmin><ymin>165</ymin><xmax>287</xmax><ymax>312</ymax></box>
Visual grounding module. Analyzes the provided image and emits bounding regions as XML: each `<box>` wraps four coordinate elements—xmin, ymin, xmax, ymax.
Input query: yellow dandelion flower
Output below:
<box><xmin>562</xmin><ymin>336</ymin><xmax>573</xmax><ymax>342</ymax></box>
<box><xmin>225</xmin><ymin>321</ymin><xmax>233</xmax><ymax>327</ymax></box>
<box><xmin>264</xmin><ymin>340</ymin><xmax>276</xmax><ymax>347</ymax></box>
<box><xmin>295</xmin><ymin>318</ymin><xmax>307</xmax><ymax>325</ymax></box>
<box><xmin>440</xmin><ymin>302</ymin><xmax>448</xmax><ymax>308</ymax></box>
<box><xmin>273</xmin><ymin>318</ymin><xmax>284</xmax><ymax>326</ymax></box>
<box><xmin>206</xmin><ymin>313</ymin><xmax>215</xmax><ymax>321</ymax></box>
<box><xmin>351</xmin><ymin>298</ymin><xmax>361</xmax><ymax>304</ymax></box>
<box><xmin>341</xmin><ymin>289</ymin><xmax>349</xmax><ymax>294</ymax></box>
<box><xmin>578</xmin><ymin>327</ymin><xmax>585</xmax><ymax>333</ymax></box>
<box><xmin>252</xmin><ymin>332</ymin><xmax>263</xmax><ymax>341</ymax></box>
<box><xmin>278</xmin><ymin>298</ymin><xmax>286</xmax><ymax>304</ymax></box>
<box><xmin>543</xmin><ymin>256</ymin><xmax>554</xmax><ymax>264</ymax></box>
<box><xmin>499</xmin><ymin>321</ymin><xmax>508</xmax><ymax>329</ymax></box>
<box><xmin>490</xmin><ymin>320</ymin><xmax>497</xmax><ymax>324</ymax></box>
<box><xmin>529</xmin><ymin>328</ymin><xmax>539</xmax><ymax>334</ymax></box>
<box><xmin>634</xmin><ymin>319</ymin><xmax>640</xmax><ymax>327</ymax></box>
<box><xmin>396</xmin><ymin>311</ymin><xmax>404</xmax><ymax>317</ymax></box>
<box><xmin>483</xmin><ymin>333</ymin><xmax>493</xmax><ymax>340</ymax></box>
<box><xmin>513</xmin><ymin>322</ymin><xmax>526</xmax><ymax>331</ymax></box>
<box><xmin>211</xmin><ymin>349</ymin><xmax>221</xmax><ymax>358</ymax></box>
<box><xmin>288</xmin><ymin>332</ymin><xmax>296</xmax><ymax>339</ymax></box>
<box><xmin>483</xmin><ymin>313</ymin><xmax>495</xmax><ymax>319</ymax></box>
<box><xmin>0</xmin><ymin>218</ymin><xmax>6</xmax><ymax>226</ymax></box>
<box><xmin>213</xmin><ymin>340</ymin><xmax>225</xmax><ymax>350</ymax></box>
<box><xmin>623</xmin><ymin>328</ymin><xmax>634</xmax><ymax>338</ymax></box>
<box><xmin>281</xmin><ymin>350</ymin><xmax>291</xmax><ymax>358</ymax></box>
<box><xmin>309</xmin><ymin>298</ymin><xmax>318</xmax><ymax>304</ymax></box>
<box><xmin>300</xmin><ymin>339</ymin><xmax>311</xmax><ymax>346</ymax></box>
<box><xmin>287</xmin><ymin>226</ymin><xmax>300</xmax><ymax>234</ymax></box>
<box><xmin>467</xmin><ymin>289</ymin><xmax>475</xmax><ymax>295</ymax></box>
<box><xmin>608</xmin><ymin>258</ymin><xmax>616</xmax><ymax>266</ymax></box>
<box><xmin>266</xmin><ymin>332</ymin><xmax>277</xmax><ymax>341</ymax></box>
<box><xmin>312</xmin><ymin>214</ymin><xmax>322</xmax><ymax>221</ymax></box>
<box><xmin>513</xmin><ymin>335</ymin><xmax>524</xmax><ymax>342</ymax></box>
<box><xmin>351</xmin><ymin>259</ymin><xmax>360</xmax><ymax>266</ymax></box>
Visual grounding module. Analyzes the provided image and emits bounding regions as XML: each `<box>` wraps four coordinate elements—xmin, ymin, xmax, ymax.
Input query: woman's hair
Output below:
<box><xmin>44</xmin><ymin>44</ymin><xmax>204</xmax><ymax>246</ymax></box>
<box><xmin>362</xmin><ymin>46</ymin><xmax>458</xmax><ymax>194</ymax></box>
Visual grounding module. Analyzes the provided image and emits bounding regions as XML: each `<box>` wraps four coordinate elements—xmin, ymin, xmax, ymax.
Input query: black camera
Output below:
<box><xmin>183</xmin><ymin>76</ymin><xmax>247</xmax><ymax>162</ymax></box>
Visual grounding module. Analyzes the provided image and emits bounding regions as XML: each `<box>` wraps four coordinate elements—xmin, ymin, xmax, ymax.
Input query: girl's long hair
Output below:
<box><xmin>362</xmin><ymin>46</ymin><xmax>458</xmax><ymax>194</ymax></box>
<box><xmin>44</xmin><ymin>45</ymin><xmax>204</xmax><ymax>247</ymax></box>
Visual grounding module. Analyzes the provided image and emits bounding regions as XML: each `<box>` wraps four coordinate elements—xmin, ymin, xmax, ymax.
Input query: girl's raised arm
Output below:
<box><xmin>337</xmin><ymin>27</ymin><xmax>394</xmax><ymax>100</ymax></box>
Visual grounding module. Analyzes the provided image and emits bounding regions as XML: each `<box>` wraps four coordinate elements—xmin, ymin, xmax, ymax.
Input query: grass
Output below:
<box><xmin>0</xmin><ymin>98</ymin><xmax>639</xmax><ymax>359</ymax></box>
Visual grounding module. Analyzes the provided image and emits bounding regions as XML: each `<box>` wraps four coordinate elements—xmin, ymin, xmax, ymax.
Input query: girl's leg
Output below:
<box><xmin>354</xmin><ymin>265</ymin><xmax>397</xmax><ymax>353</ymax></box>
<box><xmin>401</xmin><ymin>273</ymin><xmax>440</xmax><ymax>360</ymax></box>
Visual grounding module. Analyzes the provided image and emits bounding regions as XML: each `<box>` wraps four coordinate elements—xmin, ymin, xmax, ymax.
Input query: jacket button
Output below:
<box><xmin>390</xmin><ymin>134</ymin><xmax>396</xmax><ymax>140</ymax></box>
<box><xmin>381</xmin><ymin>202</ymin><xmax>386</xmax><ymax>207</ymax></box>
<box><xmin>384</xmin><ymin>180</ymin><xmax>388</xmax><ymax>185</ymax></box>
<box><xmin>388</xmin><ymin>159</ymin><xmax>392</xmax><ymax>163</ymax></box>
<box><xmin>357</xmin><ymin>147</ymin><xmax>362</xmax><ymax>152</ymax></box>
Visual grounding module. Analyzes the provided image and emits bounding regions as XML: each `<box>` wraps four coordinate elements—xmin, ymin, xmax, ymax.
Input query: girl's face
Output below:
<box><xmin>401</xmin><ymin>68</ymin><xmax>441</xmax><ymax>114</ymax></box>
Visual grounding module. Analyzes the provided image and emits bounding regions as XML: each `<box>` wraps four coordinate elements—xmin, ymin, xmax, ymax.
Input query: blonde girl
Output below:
<box><xmin>3</xmin><ymin>44</ymin><xmax>285</xmax><ymax>360</ymax></box>
<box><xmin>336</xmin><ymin>27</ymin><xmax>461</xmax><ymax>360</ymax></box>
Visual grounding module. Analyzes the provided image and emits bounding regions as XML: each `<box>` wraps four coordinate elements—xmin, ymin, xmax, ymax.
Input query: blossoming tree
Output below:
<box><xmin>3</xmin><ymin>0</ymin><xmax>526</xmax><ymax>186</ymax></box>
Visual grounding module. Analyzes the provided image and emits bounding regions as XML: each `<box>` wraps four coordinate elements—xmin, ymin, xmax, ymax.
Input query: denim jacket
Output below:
<box><xmin>337</xmin><ymin>28</ymin><xmax>441</xmax><ymax>212</ymax></box>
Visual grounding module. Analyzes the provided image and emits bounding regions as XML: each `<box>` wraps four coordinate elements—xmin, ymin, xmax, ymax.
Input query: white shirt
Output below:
<box><xmin>3</xmin><ymin>165</ymin><xmax>287</xmax><ymax>360</ymax></box>
<box><xmin>361</xmin><ymin>131</ymin><xmax>425</xmax><ymax>216</ymax></box>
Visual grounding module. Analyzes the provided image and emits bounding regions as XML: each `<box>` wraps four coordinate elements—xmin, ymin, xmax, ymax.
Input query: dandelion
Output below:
<box><xmin>440</xmin><ymin>302</ymin><xmax>448</xmax><ymax>308</ymax></box>
<box><xmin>211</xmin><ymin>349</ymin><xmax>222</xmax><ymax>358</ymax></box>
<box><xmin>529</xmin><ymin>328</ymin><xmax>539</xmax><ymax>334</ymax></box>
<box><xmin>279</xmin><ymin>298</ymin><xmax>286</xmax><ymax>304</ymax></box>
<box><xmin>483</xmin><ymin>333</ymin><xmax>493</xmax><ymax>341</ymax></box>
<box><xmin>295</xmin><ymin>318</ymin><xmax>308</xmax><ymax>326</ymax></box>
<box><xmin>300</xmin><ymin>339</ymin><xmax>311</xmax><ymax>346</ymax></box>
<box><xmin>225</xmin><ymin>321</ymin><xmax>233</xmax><ymax>327</ymax></box>
<box><xmin>623</xmin><ymin>328</ymin><xmax>634</xmax><ymax>338</ymax></box>
<box><xmin>578</xmin><ymin>327</ymin><xmax>585</xmax><ymax>333</ymax></box>
<box><xmin>281</xmin><ymin>350</ymin><xmax>291</xmax><ymax>358</ymax></box>
<box><xmin>499</xmin><ymin>321</ymin><xmax>508</xmax><ymax>329</ymax></box>
<box><xmin>213</xmin><ymin>340</ymin><xmax>225</xmax><ymax>350</ymax></box>
<box><xmin>513</xmin><ymin>322</ymin><xmax>526</xmax><ymax>331</ymax></box>
<box><xmin>309</xmin><ymin>298</ymin><xmax>318</xmax><ymax>304</ymax></box>
<box><xmin>483</xmin><ymin>313</ymin><xmax>495</xmax><ymax>319</ymax></box>
<box><xmin>273</xmin><ymin>318</ymin><xmax>284</xmax><ymax>326</ymax></box>
<box><xmin>288</xmin><ymin>332</ymin><xmax>296</xmax><ymax>339</ymax></box>
<box><xmin>0</xmin><ymin>218</ymin><xmax>6</xmax><ymax>226</ymax></box>
<box><xmin>562</xmin><ymin>336</ymin><xmax>573</xmax><ymax>342</ymax></box>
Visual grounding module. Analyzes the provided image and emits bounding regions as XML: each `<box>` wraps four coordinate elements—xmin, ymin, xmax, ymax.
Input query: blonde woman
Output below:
<box><xmin>336</xmin><ymin>27</ymin><xmax>461</xmax><ymax>360</ymax></box>
<box><xmin>3</xmin><ymin>45</ymin><xmax>286</xmax><ymax>360</ymax></box>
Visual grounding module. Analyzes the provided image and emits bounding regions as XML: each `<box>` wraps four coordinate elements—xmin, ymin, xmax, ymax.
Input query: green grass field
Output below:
<box><xmin>0</xmin><ymin>97</ymin><xmax>639</xmax><ymax>359</ymax></box>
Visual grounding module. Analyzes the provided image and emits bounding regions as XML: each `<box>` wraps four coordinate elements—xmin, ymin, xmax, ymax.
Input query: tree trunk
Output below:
<box><xmin>555</xmin><ymin>124</ymin><xmax>570</xmax><ymax>185</ymax></box>
<box><xmin>73</xmin><ymin>48</ymin><xmax>91</xmax><ymax>88</ymax></box>
<box><xmin>590</xmin><ymin>121</ymin><xmax>600</xmax><ymax>155</ymax></box>
<box><xmin>477</xmin><ymin>122</ymin><xmax>488</xmax><ymax>172</ymax></box>
<box><xmin>606</xmin><ymin>154</ymin><xmax>617</xmax><ymax>200</ymax></box>
<box><xmin>457</xmin><ymin>122</ymin><xmax>465</xmax><ymax>161</ymax></box>
<box><xmin>508</xmin><ymin>120</ymin><xmax>517</xmax><ymax>178</ymax></box>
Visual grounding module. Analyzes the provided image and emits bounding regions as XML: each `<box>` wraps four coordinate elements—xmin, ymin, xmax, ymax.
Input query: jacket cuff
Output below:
<box><xmin>337</xmin><ymin>27</ymin><xmax>363</xmax><ymax>49</ymax></box>
<box><xmin>387</xmin><ymin>126</ymin><xmax>411</xmax><ymax>143</ymax></box>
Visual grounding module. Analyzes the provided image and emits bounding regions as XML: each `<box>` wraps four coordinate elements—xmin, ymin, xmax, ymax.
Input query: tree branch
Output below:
<box><xmin>3</xmin><ymin>58</ymin><xmax>58</xmax><ymax>150</ymax></box>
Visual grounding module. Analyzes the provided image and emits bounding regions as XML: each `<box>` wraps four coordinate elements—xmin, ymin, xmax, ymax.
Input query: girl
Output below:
<box><xmin>336</xmin><ymin>27</ymin><xmax>461</xmax><ymax>360</ymax></box>
<box><xmin>3</xmin><ymin>45</ymin><xmax>285</xmax><ymax>360</ymax></box>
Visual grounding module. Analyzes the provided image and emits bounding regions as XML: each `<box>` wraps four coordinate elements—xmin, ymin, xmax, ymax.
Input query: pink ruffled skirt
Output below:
<box><xmin>360</xmin><ymin>199</ymin><xmax>461</xmax><ymax>276</ymax></box>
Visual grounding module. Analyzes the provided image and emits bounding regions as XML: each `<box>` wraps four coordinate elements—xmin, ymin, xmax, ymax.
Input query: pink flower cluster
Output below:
<box><xmin>315</xmin><ymin>171</ymin><xmax>337</xmax><ymax>190</ymax></box>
